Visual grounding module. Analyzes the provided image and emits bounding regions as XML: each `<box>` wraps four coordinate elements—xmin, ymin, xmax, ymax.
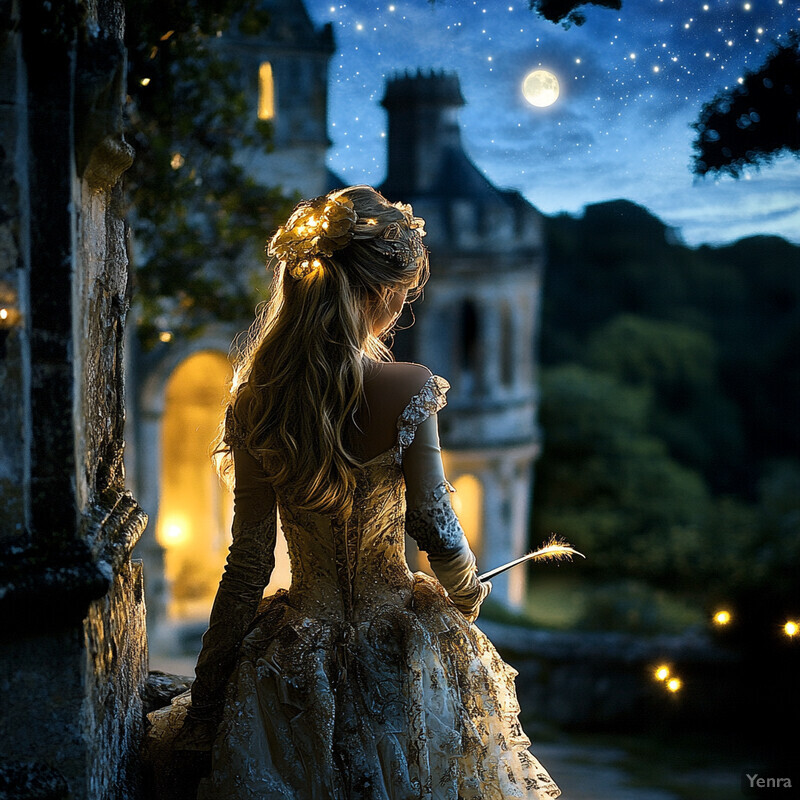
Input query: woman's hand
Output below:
<box><xmin>450</xmin><ymin>579</ymin><xmax>492</xmax><ymax>623</ymax></box>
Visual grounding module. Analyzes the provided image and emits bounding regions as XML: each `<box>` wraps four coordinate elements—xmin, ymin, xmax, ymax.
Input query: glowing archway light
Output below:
<box><xmin>159</xmin><ymin>515</ymin><xmax>190</xmax><ymax>547</ymax></box>
<box><xmin>522</xmin><ymin>69</ymin><xmax>560</xmax><ymax>108</ymax></box>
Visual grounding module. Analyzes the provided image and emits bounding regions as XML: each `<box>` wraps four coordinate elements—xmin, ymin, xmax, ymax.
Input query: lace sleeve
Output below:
<box><xmin>402</xmin><ymin>411</ymin><xmax>490</xmax><ymax>619</ymax></box>
<box><xmin>188</xmin><ymin>446</ymin><xmax>277</xmax><ymax>726</ymax></box>
<box><xmin>405</xmin><ymin>478</ymin><xmax>463</xmax><ymax>555</ymax></box>
<box><xmin>224</xmin><ymin>404</ymin><xmax>248</xmax><ymax>450</ymax></box>
<box><xmin>395</xmin><ymin>374</ymin><xmax>450</xmax><ymax>464</ymax></box>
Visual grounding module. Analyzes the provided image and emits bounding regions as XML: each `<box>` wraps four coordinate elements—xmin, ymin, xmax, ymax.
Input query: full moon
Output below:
<box><xmin>522</xmin><ymin>69</ymin><xmax>560</xmax><ymax>108</ymax></box>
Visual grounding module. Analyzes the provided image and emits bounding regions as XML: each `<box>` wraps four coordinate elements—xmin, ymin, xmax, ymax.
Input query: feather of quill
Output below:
<box><xmin>478</xmin><ymin>535</ymin><xmax>585</xmax><ymax>582</ymax></box>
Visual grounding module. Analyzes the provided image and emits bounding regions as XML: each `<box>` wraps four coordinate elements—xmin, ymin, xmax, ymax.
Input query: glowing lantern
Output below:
<box><xmin>713</xmin><ymin>609</ymin><xmax>732</xmax><ymax>626</ymax></box>
<box><xmin>654</xmin><ymin>665</ymin><xmax>670</xmax><ymax>681</ymax></box>
<box><xmin>666</xmin><ymin>677</ymin><xmax>683</xmax><ymax>693</ymax></box>
<box><xmin>784</xmin><ymin>621</ymin><xmax>798</xmax><ymax>638</ymax></box>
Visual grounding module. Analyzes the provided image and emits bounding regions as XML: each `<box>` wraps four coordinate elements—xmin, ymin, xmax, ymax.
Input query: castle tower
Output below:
<box><xmin>381</xmin><ymin>71</ymin><xmax>545</xmax><ymax>610</ymax></box>
<box><xmin>211</xmin><ymin>0</ymin><xmax>336</xmax><ymax>198</ymax></box>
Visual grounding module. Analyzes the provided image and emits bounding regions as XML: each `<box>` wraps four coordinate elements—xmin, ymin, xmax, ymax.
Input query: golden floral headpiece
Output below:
<box><xmin>268</xmin><ymin>192</ymin><xmax>427</xmax><ymax>280</ymax></box>
<box><xmin>268</xmin><ymin>192</ymin><xmax>358</xmax><ymax>280</ymax></box>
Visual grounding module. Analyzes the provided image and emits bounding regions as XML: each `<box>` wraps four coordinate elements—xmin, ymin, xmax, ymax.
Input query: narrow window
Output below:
<box><xmin>258</xmin><ymin>62</ymin><xmax>275</xmax><ymax>120</ymax></box>
<box><xmin>458</xmin><ymin>299</ymin><xmax>479</xmax><ymax>392</ymax></box>
<box><xmin>500</xmin><ymin>303</ymin><xmax>514</xmax><ymax>386</ymax></box>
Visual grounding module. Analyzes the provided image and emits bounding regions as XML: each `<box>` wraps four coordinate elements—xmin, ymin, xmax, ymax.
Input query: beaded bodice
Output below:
<box><xmin>277</xmin><ymin>456</ymin><xmax>412</xmax><ymax>621</ymax></box>
<box><xmin>224</xmin><ymin>374</ymin><xmax>454</xmax><ymax>623</ymax></box>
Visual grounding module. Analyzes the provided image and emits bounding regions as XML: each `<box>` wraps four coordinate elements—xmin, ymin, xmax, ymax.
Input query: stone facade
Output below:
<box><xmin>0</xmin><ymin>0</ymin><xmax>147</xmax><ymax>797</ymax></box>
<box><xmin>382</xmin><ymin>72</ymin><xmax>545</xmax><ymax>609</ymax></box>
<box><xmin>211</xmin><ymin>0</ymin><xmax>336</xmax><ymax>199</ymax></box>
<box><xmin>127</xmin><ymin>0</ymin><xmax>338</xmax><ymax>643</ymax></box>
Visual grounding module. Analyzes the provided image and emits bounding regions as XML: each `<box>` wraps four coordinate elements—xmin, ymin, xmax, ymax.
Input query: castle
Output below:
<box><xmin>125</xmin><ymin>0</ymin><xmax>545</xmax><ymax>654</ymax></box>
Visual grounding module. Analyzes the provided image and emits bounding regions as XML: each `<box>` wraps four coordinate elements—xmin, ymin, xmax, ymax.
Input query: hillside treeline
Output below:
<box><xmin>533</xmin><ymin>200</ymin><xmax>800</xmax><ymax>635</ymax></box>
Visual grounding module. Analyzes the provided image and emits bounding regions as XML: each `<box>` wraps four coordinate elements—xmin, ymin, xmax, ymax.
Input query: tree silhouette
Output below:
<box><xmin>692</xmin><ymin>31</ymin><xmax>800</xmax><ymax>178</ymax></box>
<box><xmin>529</xmin><ymin>0</ymin><xmax>621</xmax><ymax>26</ymax></box>
<box><xmin>125</xmin><ymin>0</ymin><xmax>294</xmax><ymax>350</ymax></box>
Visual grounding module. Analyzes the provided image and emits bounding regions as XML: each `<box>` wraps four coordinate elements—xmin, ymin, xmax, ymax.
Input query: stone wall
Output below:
<box><xmin>0</xmin><ymin>1</ymin><xmax>148</xmax><ymax>797</ymax></box>
<box><xmin>479</xmin><ymin>620</ymin><xmax>742</xmax><ymax>731</ymax></box>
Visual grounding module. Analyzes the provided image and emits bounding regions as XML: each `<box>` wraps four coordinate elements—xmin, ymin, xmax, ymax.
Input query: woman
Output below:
<box><xmin>144</xmin><ymin>186</ymin><xmax>561</xmax><ymax>799</ymax></box>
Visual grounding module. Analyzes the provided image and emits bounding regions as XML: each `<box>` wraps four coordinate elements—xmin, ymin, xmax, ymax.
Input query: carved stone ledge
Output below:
<box><xmin>84</xmin><ymin>134</ymin><xmax>135</xmax><ymax>191</ymax></box>
<box><xmin>84</xmin><ymin>488</ymin><xmax>149</xmax><ymax>570</ymax></box>
<box><xmin>0</xmin><ymin>491</ymin><xmax>148</xmax><ymax>631</ymax></box>
<box><xmin>144</xmin><ymin>671</ymin><xmax>194</xmax><ymax>716</ymax></box>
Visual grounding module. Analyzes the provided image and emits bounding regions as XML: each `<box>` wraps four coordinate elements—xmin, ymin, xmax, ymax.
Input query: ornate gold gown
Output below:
<box><xmin>144</xmin><ymin>375</ymin><xmax>560</xmax><ymax>800</ymax></box>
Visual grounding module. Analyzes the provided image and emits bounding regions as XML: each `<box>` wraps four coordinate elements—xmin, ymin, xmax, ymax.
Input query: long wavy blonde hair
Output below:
<box><xmin>211</xmin><ymin>185</ymin><xmax>429</xmax><ymax>519</ymax></box>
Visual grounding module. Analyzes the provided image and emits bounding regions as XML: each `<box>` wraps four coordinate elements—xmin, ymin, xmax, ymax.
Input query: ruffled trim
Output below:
<box><xmin>223</xmin><ymin>404</ymin><xmax>248</xmax><ymax>450</ymax></box>
<box><xmin>394</xmin><ymin>374</ymin><xmax>450</xmax><ymax>464</ymax></box>
<box><xmin>186</xmin><ymin>575</ymin><xmax>560</xmax><ymax>800</ymax></box>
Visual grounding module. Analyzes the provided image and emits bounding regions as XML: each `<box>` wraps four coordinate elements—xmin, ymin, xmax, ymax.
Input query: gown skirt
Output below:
<box><xmin>143</xmin><ymin>572</ymin><xmax>561</xmax><ymax>800</ymax></box>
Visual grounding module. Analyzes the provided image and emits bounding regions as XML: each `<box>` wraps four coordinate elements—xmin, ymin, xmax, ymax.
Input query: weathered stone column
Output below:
<box><xmin>0</xmin><ymin>1</ymin><xmax>147</xmax><ymax>798</ymax></box>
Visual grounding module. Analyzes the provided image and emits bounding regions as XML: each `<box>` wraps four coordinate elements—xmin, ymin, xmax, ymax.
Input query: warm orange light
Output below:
<box><xmin>784</xmin><ymin>621</ymin><xmax>798</xmax><ymax>638</ymax></box>
<box><xmin>159</xmin><ymin>331</ymin><xmax>173</xmax><ymax>343</ymax></box>
<box><xmin>666</xmin><ymin>677</ymin><xmax>683</xmax><ymax>693</ymax></box>
<box><xmin>159</xmin><ymin>515</ymin><xmax>190</xmax><ymax>547</ymax></box>
<box><xmin>654</xmin><ymin>665</ymin><xmax>670</xmax><ymax>681</ymax></box>
<box><xmin>258</xmin><ymin>62</ymin><xmax>275</xmax><ymax>121</ymax></box>
<box><xmin>713</xmin><ymin>609</ymin><xmax>732</xmax><ymax>626</ymax></box>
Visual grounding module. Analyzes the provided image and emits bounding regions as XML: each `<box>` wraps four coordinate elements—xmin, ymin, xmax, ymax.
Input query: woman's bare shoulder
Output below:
<box><xmin>362</xmin><ymin>362</ymin><xmax>434</xmax><ymax>423</ymax></box>
<box><xmin>364</xmin><ymin>361</ymin><xmax>432</xmax><ymax>395</ymax></box>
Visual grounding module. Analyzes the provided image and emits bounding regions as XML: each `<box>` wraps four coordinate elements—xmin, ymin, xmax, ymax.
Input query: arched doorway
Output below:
<box><xmin>158</xmin><ymin>350</ymin><xmax>234</xmax><ymax>622</ymax></box>
<box><xmin>450</xmin><ymin>472</ymin><xmax>483</xmax><ymax>557</ymax></box>
<box><xmin>156</xmin><ymin>350</ymin><xmax>293</xmax><ymax>625</ymax></box>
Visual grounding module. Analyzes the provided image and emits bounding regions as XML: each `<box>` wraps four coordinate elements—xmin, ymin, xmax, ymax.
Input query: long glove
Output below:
<box><xmin>403</xmin><ymin>412</ymin><xmax>491</xmax><ymax>622</ymax></box>
<box><xmin>179</xmin><ymin>445</ymin><xmax>277</xmax><ymax>748</ymax></box>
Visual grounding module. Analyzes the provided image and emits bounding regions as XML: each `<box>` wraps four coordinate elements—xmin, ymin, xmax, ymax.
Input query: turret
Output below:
<box><xmin>381</xmin><ymin>70</ymin><xmax>466</xmax><ymax>197</ymax></box>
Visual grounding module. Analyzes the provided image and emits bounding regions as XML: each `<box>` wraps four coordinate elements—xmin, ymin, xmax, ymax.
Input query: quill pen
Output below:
<box><xmin>478</xmin><ymin>535</ymin><xmax>585</xmax><ymax>582</ymax></box>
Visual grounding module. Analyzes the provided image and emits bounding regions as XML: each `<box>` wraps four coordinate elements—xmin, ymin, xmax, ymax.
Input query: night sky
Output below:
<box><xmin>304</xmin><ymin>0</ymin><xmax>800</xmax><ymax>246</ymax></box>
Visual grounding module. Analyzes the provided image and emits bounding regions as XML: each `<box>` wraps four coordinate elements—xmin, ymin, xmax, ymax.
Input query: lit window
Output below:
<box><xmin>258</xmin><ymin>62</ymin><xmax>275</xmax><ymax>120</ymax></box>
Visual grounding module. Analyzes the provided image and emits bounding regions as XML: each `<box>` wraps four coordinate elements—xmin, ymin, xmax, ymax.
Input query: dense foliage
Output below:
<box><xmin>124</xmin><ymin>0</ymin><xmax>295</xmax><ymax>350</ymax></box>
<box><xmin>533</xmin><ymin>200</ymin><xmax>800</xmax><ymax>634</ymax></box>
